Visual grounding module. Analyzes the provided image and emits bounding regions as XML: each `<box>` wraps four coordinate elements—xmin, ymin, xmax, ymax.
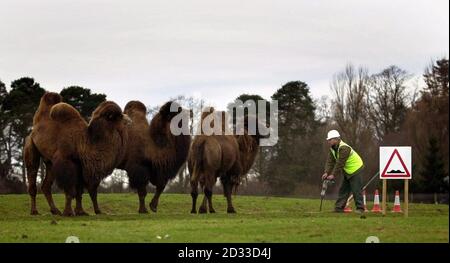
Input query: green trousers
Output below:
<box><xmin>335</xmin><ymin>168</ymin><xmax>364</xmax><ymax>211</ymax></box>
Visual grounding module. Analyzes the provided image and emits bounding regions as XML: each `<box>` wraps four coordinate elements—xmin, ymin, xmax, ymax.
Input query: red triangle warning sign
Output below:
<box><xmin>381</xmin><ymin>149</ymin><xmax>411</xmax><ymax>178</ymax></box>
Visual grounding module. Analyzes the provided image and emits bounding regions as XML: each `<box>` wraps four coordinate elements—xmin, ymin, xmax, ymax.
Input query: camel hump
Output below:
<box><xmin>124</xmin><ymin>100</ymin><xmax>147</xmax><ymax>115</ymax></box>
<box><xmin>50</xmin><ymin>103</ymin><xmax>82</xmax><ymax>123</ymax></box>
<box><xmin>91</xmin><ymin>101</ymin><xmax>123</xmax><ymax>121</ymax></box>
<box><xmin>33</xmin><ymin>92</ymin><xmax>63</xmax><ymax>122</ymax></box>
<box><xmin>41</xmin><ymin>92</ymin><xmax>63</xmax><ymax>107</ymax></box>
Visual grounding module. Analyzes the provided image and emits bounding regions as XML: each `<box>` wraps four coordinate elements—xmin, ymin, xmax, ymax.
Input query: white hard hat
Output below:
<box><xmin>326</xmin><ymin>130</ymin><xmax>340</xmax><ymax>140</ymax></box>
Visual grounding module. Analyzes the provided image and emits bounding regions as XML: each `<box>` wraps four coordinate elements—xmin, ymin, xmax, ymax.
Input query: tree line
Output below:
<box><xmin>1</xmin><ymin>58</ymin><xmax>448</xmax><ymax>200</ymax></box>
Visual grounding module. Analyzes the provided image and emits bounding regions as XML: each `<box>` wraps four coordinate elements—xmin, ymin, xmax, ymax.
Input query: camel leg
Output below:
<box><xmin>223</xmin><ymin>181</ymin><xmax>236</xmax><ymax>214</ymax></box>
<box><xmin>51</xmin><ymin>156</ymin><xmax>77</xmax><ymax>217</ymax></box>
<box><xmin>62</xmin><ymin>193</ymin><xmax>74</xmax><ymax>217</ymax></box>
<box><xmin>198</xmin><ymin>190</ymin><xmax>208</xmax><ymax>214</ymax></box>
<box><xmin>74</xmin><ymin>180</ymin><xmax>88</xmax><ymax>216</ymax></box>
<box><xmin>27</xmin><ymin>169</ymin><xmax>39</xmax><ymax>215</ymax></box>
<box><xmin>24</xmin><ymin>137</ymin><xmax>39</xmax><ymax>215</ymax></box>
<box><xmin>75</xmin><ymin>193</ymin><xmax>88</xmax><ymax>216</ymax></box>
<box><xmin>149</xmin><ymin>182</ymin><xmax>166</xmax><ymax>213</ymax></box>
<box><xmin>205</xmin><ymin>187</ymin><xmax>215</xmax><ymax>213</ymax></box>
<box><xmin>190</xmin><ymin>180</ymin><xmax>199</xmax><ymax>214</ymax></box>
<box><xmin>199</xmin><ymin>175</ymin><xmax>216</xmax><ymax>214</ymax></box>
<box><xmin>198</xmin><ymin>176</ymin><xmax>216</xmax><ymax>213</ymax></box>
<box><xmin>205</xmin><ymin>175</ymin><xmax>217</xmax><ymax>213</ymax></box>
<box><xmin>137</xmin><ymin>185</ymin><xmax>148</xmax><ymax>214</ymax></box>
<box><xmin>87</xmin><ymin>182</ymin><xmax>102</xmax><ymax>214</ymax></box>
<box><xmin>41</xmin><ymin>163</ymin><xmax>61</xmax><ymax>215</ymax></box>
<box><xmin>26</xmin><ymin>166</ymin><xmax>39</xmax><ymax>215</ymax></box>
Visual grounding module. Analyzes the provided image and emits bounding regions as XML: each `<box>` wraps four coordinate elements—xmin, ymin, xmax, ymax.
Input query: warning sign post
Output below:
<box><xmin>379</xmin><ymin>147</ymin><xmax>412</xmax><ymax>217</ymax></box>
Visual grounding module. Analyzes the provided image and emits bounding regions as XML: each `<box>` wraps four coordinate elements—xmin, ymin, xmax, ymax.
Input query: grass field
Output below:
<box><xmin>0</xmin><ymin>193</ymin><xmax>448</xmax><ymax>243</ymax></box>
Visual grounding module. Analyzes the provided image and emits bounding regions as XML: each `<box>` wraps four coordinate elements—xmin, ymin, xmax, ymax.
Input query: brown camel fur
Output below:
<box><xmin>24</xmin><ymin>92</ymin><xmax>63</xmax><ymax>215</ymax></box>
<box><xmin>24</xmin><ymin>92</ymin><xmax>130</xmax><ymax>216</ymax></box>
<box><xmin>188</xmin><ymin>108</ymin><xmax>262</xmax><ymax>214</ymax></box>
<box><xmin>118</xmin><ymin>100</ymin><xmax>191</xmax><ymax>213</ymax></box>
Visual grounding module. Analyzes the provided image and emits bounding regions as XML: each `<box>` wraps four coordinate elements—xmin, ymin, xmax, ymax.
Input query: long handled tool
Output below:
<box><xmin>319</xmin><ymin>179</ymin><xmax>335</xmax><ymax>211</ymax></box>
<box><xmin>346</xmin><ymin>172</ymin><xmax>380</xmax><ymax>204</ymax></box>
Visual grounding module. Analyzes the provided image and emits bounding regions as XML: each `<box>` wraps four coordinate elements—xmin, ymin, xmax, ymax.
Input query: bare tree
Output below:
<box><xmin>101</xmin><ymin>169</ymin><xmax>129</xmax><ymax>193</ymax></box>
<box><xmin>330</xmin><ymin>64</ymin><xmax>371</xmax><ymax>146</ymax></box>
<box><xmin>315</xmin><ymin>95</ymin><xmax>332</xmax><ymax>123</ymax></box>
<box><xmin>367</xmin><ymin>65</ymin><xmax>411</xmax><ymax>141</ymax></box>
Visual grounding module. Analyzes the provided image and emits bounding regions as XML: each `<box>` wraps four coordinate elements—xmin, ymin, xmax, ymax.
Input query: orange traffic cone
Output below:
<box><xmin>362</xmin><ymin>190</ymin><xmax>369</xmax><ymax>212</ymax></box>
<box><xmin>371</xmin><ymin>189</ymin><xmax>382</xmax><ymax>213</ymax></box>
<box><xmin>391</xmin><ymin>190</ymin><xmax>403</xmax><ymax>213</ymax></box>
<box><xmin>344</xmin><ymin>200</ymin><xmax>352</xmax><ymax>213</ymax></box>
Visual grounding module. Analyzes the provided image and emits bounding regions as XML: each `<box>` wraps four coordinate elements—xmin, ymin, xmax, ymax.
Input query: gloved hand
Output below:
<box><xmin>326</xmin><ymin>174</ymin><xmax>335</xmax><ymax>180</ymax></box>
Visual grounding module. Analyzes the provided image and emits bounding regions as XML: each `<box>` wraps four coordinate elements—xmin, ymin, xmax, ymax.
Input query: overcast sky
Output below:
<box><xmin>0</xmin><ymin>0</ymin><xmax>448</xmax><ymax>110</ymax></box>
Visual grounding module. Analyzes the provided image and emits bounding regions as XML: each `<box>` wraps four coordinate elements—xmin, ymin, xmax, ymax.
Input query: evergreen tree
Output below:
<box><xmin>264</xmin><ymin>81</ymin><xmax>319</xmax><ymax>194</ymax></box>
<box><xmin>420</xmin><ymin>137</ymin><xmax>448</xmax><ymax>193</ymax></box>
<box><xmin>60</xmin><ymin>86</ymin><xmax>106</xmax><ymax>121</ymax></box>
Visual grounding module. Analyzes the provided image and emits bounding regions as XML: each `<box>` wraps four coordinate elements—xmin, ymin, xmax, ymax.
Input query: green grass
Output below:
<box><xmin>0</xmin><ymin>193</ymin><xmax>448</xmax><ymax>243</ymax></box>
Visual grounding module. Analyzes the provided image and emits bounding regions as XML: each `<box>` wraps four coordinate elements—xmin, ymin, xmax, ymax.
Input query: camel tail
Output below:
<box><xmin>190</xmin><ymin>140</ymin><xmax>205</xmax><ymax>183</ymax></box>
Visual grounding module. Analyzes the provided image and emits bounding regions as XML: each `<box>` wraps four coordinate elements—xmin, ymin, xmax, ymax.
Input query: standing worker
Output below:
<box><xmin>322</xmin><ymin>130</ymin><xmax>365</xmax><ymax>213</ymax></box>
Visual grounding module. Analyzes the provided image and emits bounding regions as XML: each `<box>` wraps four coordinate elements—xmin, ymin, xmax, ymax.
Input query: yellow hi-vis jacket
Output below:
<box><xmin>330</xmin><ymin>141</ymin><xmax>364</xmax><ymax>175</ymax></box>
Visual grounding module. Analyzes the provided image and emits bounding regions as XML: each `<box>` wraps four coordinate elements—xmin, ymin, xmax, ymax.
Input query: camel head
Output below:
<box><xmin>159</xmin><ymin>101</ymin><xmax>183</xmax><ymax>121</ymax></box>
<box><xmin>150</xmin><ymin>101</ymin><xmax>187</xmax><ymax>147</ymax></box>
